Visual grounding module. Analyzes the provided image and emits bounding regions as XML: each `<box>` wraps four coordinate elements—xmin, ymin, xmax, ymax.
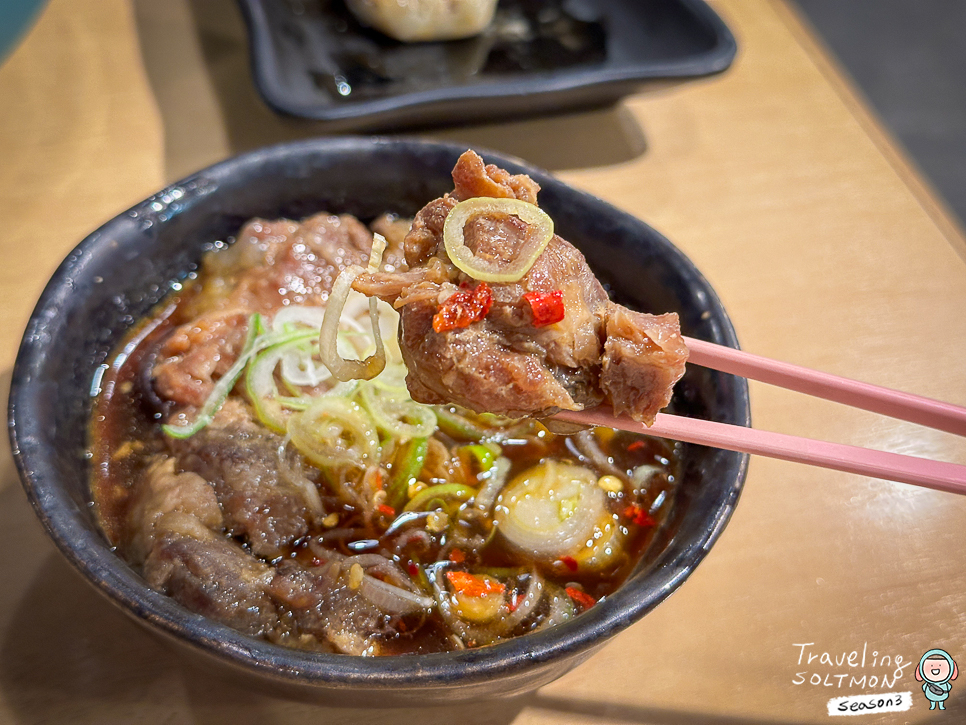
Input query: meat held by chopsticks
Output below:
<box><xmin>352</xmin><ymin>150</ymin><xmax>688</xmax><ymax>425</ymax></box>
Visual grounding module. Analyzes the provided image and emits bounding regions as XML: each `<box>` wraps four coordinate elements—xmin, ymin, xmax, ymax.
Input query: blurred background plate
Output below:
<box><xmin>237</xmin><ymin>0</ymin><xmax>736</xmax><ymax>131</ymax></box>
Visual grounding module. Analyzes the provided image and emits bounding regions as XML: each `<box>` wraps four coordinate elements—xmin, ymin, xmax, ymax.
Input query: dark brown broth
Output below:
<box><xmin>90</xmin><ymin>256</ymin><xmax>680</xmax><ymax>656</ymax></box>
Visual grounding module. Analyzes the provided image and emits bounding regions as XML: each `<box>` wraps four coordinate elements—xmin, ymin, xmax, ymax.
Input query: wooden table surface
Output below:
<box><xmin>2</xmin><ymin>1</ymin><xmax>965</xmax><ymax>723</ymax></box>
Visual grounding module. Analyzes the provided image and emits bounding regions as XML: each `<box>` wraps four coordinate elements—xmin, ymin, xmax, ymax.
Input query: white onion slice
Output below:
<box><xmin>537</xmin><ymin>587</ymin><xmax>575</xmax><ymax>631</ymax></box>
<box><xmin>277</xmin><ymin>439</ymin><xmax>325</xmax><ymax>516</ymax></box>
<box><xmin>341</xmin><ymin>552</ymin><xmax>434</xmax><ymax>614</ymax></box>
<box><xmin>319</xmin><ymin>235</ymin><xmax>388</xmax><ymax>382</ymax></box>
<box><xmin>271</xmin><ymin>305</ymin><xmax>328</xmax><ymax>333</ymax></box>
<box><xmin>631</xmin><ymin>464</ymin><xmax>663</xmax><ymax>490</ymax></box>
<box><xmin>503</xmin><ymin>570</ymin><xmax>544</xmax><ymax>628</ymax></box>
<box><xmin>342</xmin><ymin>553</ymin><xmax>400</xmax><ymax>573</ymax></box>
<box><xmin>359</xmin><ymin>575</ymin><xmax>434</xmax><ymax>615</ymax></box>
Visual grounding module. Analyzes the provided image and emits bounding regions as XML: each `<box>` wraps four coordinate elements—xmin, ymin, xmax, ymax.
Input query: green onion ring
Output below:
<box><xmin>442</xmin><ymin>197</ymin><xmax>554</xmax><ymax>283</ymax></box>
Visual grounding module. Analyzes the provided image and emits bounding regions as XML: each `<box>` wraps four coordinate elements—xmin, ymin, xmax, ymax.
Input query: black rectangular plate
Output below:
<box><xmin>238</xmin><ymin>0</ymin><xmax>737</xmax><ymax>131</ymax></box>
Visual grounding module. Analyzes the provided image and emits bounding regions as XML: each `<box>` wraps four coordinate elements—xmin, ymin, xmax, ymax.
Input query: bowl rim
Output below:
<box><xmin>8</xmin><ymin>136</ymin><xmax>749</xmax><ymax>689</ymax></box>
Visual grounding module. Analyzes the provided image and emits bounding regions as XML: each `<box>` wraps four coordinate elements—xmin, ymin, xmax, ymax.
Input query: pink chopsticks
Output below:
<box><xmin>553</xmin><ymin>339</ymin><xmax>966</xmax><ymax>494</ymax></box>
<box><xmin>554</xmin><ymin>409</ymin><xmax>966</xmax><ymax>495</ymax></box>
<box><xmin>684</xmin><ymin>336</ymin><xmax>966</xmax><ymax>437</ymax></box>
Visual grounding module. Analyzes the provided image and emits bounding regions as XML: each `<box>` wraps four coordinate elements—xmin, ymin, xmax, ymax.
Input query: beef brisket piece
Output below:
<box><xmin>144</xmin><ymin>532</ymin><xmax>279</xmax><ymax>637</ymax></box>
<box><xmin>168</xmin><ymin>402</ymin><xmax>313</xmax><ymax>560</ymax></box>
<box><xmin>354</xmin><ymin>150</ymin><xmax>688</xmax><ymax>425</ymax></box>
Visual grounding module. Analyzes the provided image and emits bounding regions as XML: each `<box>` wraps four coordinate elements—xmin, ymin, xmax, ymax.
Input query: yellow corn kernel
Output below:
<box><xmin>348</xmin><ymin>563</ymin><xmax>364</xmax><ymax>590</ymax></box>
<box><xmin>597</xmin><ymin>475</ymin><xmax>623</xmax><ymax>493</ymax></box>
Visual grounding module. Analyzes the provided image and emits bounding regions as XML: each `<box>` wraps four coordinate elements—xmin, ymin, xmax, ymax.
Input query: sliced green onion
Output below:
<box><xmin>434</xmin><ymin>407</ymin><xmax>488</xmax><ymax>441</ymax></box>
<box><xmin>462</xmin><ymin>444</ymin><xmax>496</xmax><ymax>473</ymax></box>
<box><xmin>474</xmin><ymin>455</ymin><xmax>510</xmax><ymax>512</ymax></box>
<box><xmin>161</xmin><ymin>314</ymin><xmax>263</xmax><ymax>439</ymax></box>
<box><xmin>403</xmin><ymin>483</ymin><xmax>476</xmax><ymax>513</ymax></box>
<box><xmin>272</xmin><ymin>305</ymin><xmax>372</xmax><ymax>388</ymax></box>
<box><xmin>252</xmin><ymin>313</ymin><xmax>270</xmax><ymax>337</ymax></box>
<box><xmin>494</xmin><ymin>461</ymin><xmax>607</xmax><ymax>561</ymax></box>
<box><xmin>246</xmin><ymin>345</ymin><xmax>289</xmax><ymax>433</ymax></box>
<box><xmin>442</xmin><ymin>197</ymin><xmax>554</xmax><ymax>282</ymax></box>
<box><xmin>278</xmin><ymin>395</ymin><xmax>311</xmax><ymax>410</ymax></box>
<box><xmin>244</xmin><ymin>333</ymin><xmax>318</xmax><ymax>433</ymax></box>
<box><xmin>359</xmin><ymin>382</ymin><xmax>437</xmax><ymax>442</ymax></box>
<box><xmin>286</xmin><ymin>396</ymin><xmax>381</xmax><ymax>470</ymax></box>
<box><xmin>388</xmin><ymin>437</ymin><xmax>429</xmax><ymax>510</ymax></box>
<box><xmin>434</xmin><ymin>406</ymin><xmax>531</xmax><ymax>442</ymax></box>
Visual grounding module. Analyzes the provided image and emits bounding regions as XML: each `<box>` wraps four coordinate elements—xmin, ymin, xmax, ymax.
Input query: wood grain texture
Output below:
<box><xmin>0</xmin><ymin>0</ymin><xmax>964</xmax><ymax>722</ymax></box>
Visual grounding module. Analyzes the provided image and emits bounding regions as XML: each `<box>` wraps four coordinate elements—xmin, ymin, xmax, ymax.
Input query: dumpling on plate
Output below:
<box><xmin>345</xmin><ymin>0</ymin><xmax>499</xmax><ymax>42</ymax></box>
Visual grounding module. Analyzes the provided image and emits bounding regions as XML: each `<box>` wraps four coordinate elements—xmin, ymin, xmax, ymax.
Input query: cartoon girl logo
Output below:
<box><xmin>916</xmin><ymin>648</ymin><xmax>958</xmax><ymax>710</ymax></box>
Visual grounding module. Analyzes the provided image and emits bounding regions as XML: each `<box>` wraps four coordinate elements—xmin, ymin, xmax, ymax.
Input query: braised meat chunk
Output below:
<box><xmin>169</xmin><ymin>401</ymin><xmax>318</xmax><ymax>560</ymax></box>
<box><xmin>268</xmin><ymin>558</ymin><xmax>405</xmax><ymax>656</ymax></box>
<box><xmin>601</xmin><ymin>305</ymin><xmax>687</xmax><ymax>423</ymax></box>
<box><xmin>144</xmin><ymin>531</ymin><xmax>279</xmax><ymax>637</ymax></box>
<box><xmin>354</xmin><ymin>150</ymin><xmax>689</xmax><ymax>425</ymax></box>
<box><xmin>127</xmin><ymin>455</ymin><xmax>223</xmax><ymax>563</ymax></box>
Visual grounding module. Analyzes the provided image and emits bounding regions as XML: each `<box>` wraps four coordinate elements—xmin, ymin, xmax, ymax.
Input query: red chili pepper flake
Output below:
<box><xmin>566</xmin><ymin>586</ymin><xmax>597</xmax><ymax>612</ymax></box>
<box><xmin>507</xmin><ymin>591</ymin><xmax>520</xmax><ymax>612</ymax></box>
<box><xmin>377</xmin><ymin>504</ymin><xmax>396</xmax><ymax>518</ymax></box>
<box><xmin>446</xmin><ymin>571</ymin><xmax>506</xmax><ymax>597</ymax></box>
<box><xmin>559</xmin><ymin>556</ymin><xmax>579</xmax><ymax>572</ymax></box>
<box><xmin>310</xmin><ymin>557</ymin><xmax>325</xmax><ymax>567</ymax></box>
<box><xmin>623</xmin><ymin>504</ymin><xmax>656</xmax><ymax>527</ymax></box>
<box><xmin>433</xmin><ymin>282</ymin><xmax>493</xmax><ymax>333</ymax></box>
<box><xmin>523</xmin><ymin>290</ymin><xmax>565</xmax><ymax>327</ymax></box>
<box><xmin>627</xmin><ymin>440</ymin><xmax>647</xmax><ymax>453</ymax></box>
<box><xmin>407</xmin><ymin>561</ymin><xmax>420</xmax><ymax>577</ymax></box>
<box><xmin>448</xmin><ymin>548</ymin><xmax>466</xmax><ymax>564</ymax></box>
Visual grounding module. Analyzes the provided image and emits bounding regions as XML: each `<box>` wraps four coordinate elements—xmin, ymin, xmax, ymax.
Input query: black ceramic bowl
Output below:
<box><xmin>9</xmin><ymin>138</ymin><xmax>748</xmax><ymax>704</ymax></box>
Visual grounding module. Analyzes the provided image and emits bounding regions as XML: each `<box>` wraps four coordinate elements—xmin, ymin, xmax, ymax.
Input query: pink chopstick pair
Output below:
<box><xmin>554</xmin><ymin>337</ymin><xmax>966</xmax><ymax>495</ymax></box>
